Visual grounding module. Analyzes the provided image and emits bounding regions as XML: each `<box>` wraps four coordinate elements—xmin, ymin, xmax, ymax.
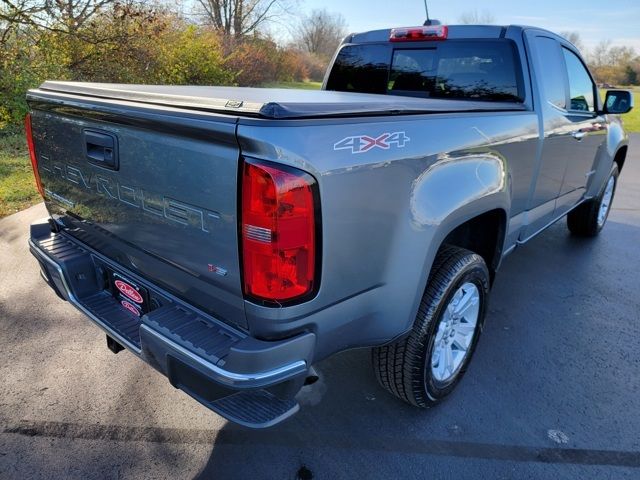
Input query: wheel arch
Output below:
<box><xmin>613</xmin><ymin>145</ymin><xmax>628</xmax><ymax>173</ymax></box>
<box><xmin>439</xmin><ymin>208</ymin><xmax>508</xmax><ymax>281</ymax></box>
<box><xmin>585</xmin><ymin>126</ymin><xmax>628</xmax><ymax>200</ymax></box>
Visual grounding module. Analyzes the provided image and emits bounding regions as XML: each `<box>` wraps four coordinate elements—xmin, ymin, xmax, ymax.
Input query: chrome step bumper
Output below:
<box><xmin>29</xmin><ymin>219</ymin><xmax>315</xmax><ymax>428</ymax></box>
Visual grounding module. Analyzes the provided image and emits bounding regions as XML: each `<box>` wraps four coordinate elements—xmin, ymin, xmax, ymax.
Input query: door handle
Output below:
<box><xmin>84</xmin><ymin>129</ymin><xmax>118</xmax><ymax>170</ymax></box>
<box><xmin>571</xmin><ymin>130</ymin><xmax>585</xmax><ymax>141</ymax></box>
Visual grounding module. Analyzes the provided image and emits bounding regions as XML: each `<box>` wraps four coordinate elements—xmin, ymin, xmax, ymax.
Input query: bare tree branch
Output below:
<box><xmin>294</xmin><ymin>8</ymin><xmax>346</xmax><ymax>60</ymax></box>
<box><xmin>1</xmin><ymin>0</ymin><xmax>117</xmax><ymax>34</ymax></box>
<box><xmin>195</xmin><ymin>0</ymin><xmax>289</xmax><ymax>39</ymax></box>
<box><xmin>457</xmin><ymin>9</ymin><xmax>495</xmax><ymax>24</ymax></box>
<box><xmin>560</xmin><ymin>31</ymin><xmax>584</xmax><ymax>51</ymax></box>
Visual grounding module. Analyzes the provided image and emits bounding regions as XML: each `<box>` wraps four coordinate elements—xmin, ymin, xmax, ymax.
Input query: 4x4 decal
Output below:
<box><xmin>334</xmin><ymin>131</ymin><xmax>410</xmax><ymax>154</ymax></box>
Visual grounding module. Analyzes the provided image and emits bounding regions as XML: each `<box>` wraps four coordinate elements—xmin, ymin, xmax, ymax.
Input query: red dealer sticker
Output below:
<box><xmin>120</xmin><ymin>299</ymin><xmax>141</xmax><ymax>317</ymax></box>
<box><xmin>115</xmin><ymin>279</ymin><xmax>144</xmax><ymax>304</ymax></box>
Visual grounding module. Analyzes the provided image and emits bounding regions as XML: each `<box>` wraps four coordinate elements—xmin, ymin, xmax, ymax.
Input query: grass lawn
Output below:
<box><xmin>262</xmin><ymin>81</ymin><xmax>322</xmax><ymax>90</ymax></box>
<box><xmin>0</xmin><ymin>133</ymin><xmax>41</xmax><ymax>218</ymax></box>
<box><xmin>621</xmin><ymin>89</ymin><xmax>639</xmax><ymax>133</ymax></box>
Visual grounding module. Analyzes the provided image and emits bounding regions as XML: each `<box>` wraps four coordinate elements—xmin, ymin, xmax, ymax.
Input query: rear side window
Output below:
<box><xmin>562</xmin><ymin>48</ymin><xmax>595</xmax><ymax>112</ymax></box>
<box><xmin>531</xmin><ymin>36</ymin><xmax>566</xmax><ymax>109</ymax></box>
<box><xmin>325</xmin><ymin>44</ymin><xmax>391</xmax><ymax>94</ymax></box>
<box><xmin>326</xmin><ymin>40</ymin><xmax>524</xmax><ymax>102</ymax></box>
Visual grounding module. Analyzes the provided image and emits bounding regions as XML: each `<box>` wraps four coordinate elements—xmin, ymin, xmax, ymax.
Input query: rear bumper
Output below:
<box><xmin>29</xmin><ymin>218</ymin><xmax>315</xmax><ymax>428</ymax></box>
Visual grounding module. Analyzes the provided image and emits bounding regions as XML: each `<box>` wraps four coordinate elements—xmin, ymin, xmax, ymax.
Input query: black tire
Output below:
<box><xmin>372</xmin><ymin>245</ymin><xmax>490</xmax><ymax>407</ymax></box>
<box><xmin>567</xmin><ymin>164</ymin><xmax>619</xmax><ymax>237</ymax></box>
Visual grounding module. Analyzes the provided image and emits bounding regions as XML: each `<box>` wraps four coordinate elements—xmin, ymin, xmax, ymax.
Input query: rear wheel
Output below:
<box><xmin>372</xmin><ymin>245</ymin><xmax>490</xmax><ymax>407</ymax></box>
<box><xmin>567</xmin><ymin>164</ymin><xmax>619</xmax><ymax>237</ymax></box>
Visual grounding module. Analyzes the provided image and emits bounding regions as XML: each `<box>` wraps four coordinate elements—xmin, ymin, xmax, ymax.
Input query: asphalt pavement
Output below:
<box><xmin>1</xmin><ymin>135</ymin><xmax>639</xmax><ymax>479</ymax></box>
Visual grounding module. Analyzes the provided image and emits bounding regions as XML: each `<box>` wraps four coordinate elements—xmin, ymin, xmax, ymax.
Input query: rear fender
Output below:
<box><xmin>409</xmin><ymin>153</ymin><xmax>508</xmax><ymax>228</ymax></box>
<box><xmin>398</xmin><ymin>152</ymin><xmax>510</xmax><ymax>334</ymax></box>
<box><xmin>586</xmin><ymin>119</ymin><xmax>628</xmax><ymax>198</ymax></box>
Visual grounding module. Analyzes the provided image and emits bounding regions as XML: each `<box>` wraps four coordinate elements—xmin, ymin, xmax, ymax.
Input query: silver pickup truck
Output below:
<box><xmin>26</xmin><ymin>24</ymin><xmax>633</xmax><ymax>427</ymax></box>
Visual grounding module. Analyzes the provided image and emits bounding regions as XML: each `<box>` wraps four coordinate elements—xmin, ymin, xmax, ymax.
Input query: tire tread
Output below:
<box><xmin>567</xmin><ymin>164</ymin><xmax>618</xmax><ymax>237</ymax></box>
<box><xmin>372</xmin><ymin>245</ymin><xmax>486</xmax><ymax>407</ymax></box>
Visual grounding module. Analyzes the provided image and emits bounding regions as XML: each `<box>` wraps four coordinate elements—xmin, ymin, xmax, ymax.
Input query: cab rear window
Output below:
<box><xmin>326</xmin><ymin>40</ymin><xmax>524</xmax><ymax>103</ymax></box>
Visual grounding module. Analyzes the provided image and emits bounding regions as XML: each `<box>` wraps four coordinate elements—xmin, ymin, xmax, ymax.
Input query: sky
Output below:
<box><xmin>292</xmin><ymin>0</ymin><xmax>640</xmax><ymax>53</ymax></box>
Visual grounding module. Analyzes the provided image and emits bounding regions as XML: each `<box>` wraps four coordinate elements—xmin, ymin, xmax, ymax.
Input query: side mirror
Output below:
<box><xmin>603</xmin><ymin>90</ymin><xmax>634</xmax><ymax>114</ymax></box>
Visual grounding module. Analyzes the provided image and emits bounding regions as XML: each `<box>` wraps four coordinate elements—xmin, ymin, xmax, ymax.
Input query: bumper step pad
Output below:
<box><xmin>211</xmin><ymin>390</ymin><xmax>299</xmax><ymax>428</ymax></box>
<box><xmin>83</xmin><ymin>292</ymin><xmax>143</xmax><ymax>347</ymax></box>
<box><xmin>143</xmin><ymin>305</ymin><xmax>242</xmax><ymax>366</ymax></box>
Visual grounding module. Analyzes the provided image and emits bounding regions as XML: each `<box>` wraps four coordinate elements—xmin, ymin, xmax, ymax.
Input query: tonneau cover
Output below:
<box><xmin>35</xmin><ymin>81</ymin><xmax>526</xmax><ymax>119</ymax></box>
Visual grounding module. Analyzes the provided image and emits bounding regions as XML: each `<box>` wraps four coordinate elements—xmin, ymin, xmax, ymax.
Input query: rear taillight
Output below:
<box><xmin>25</xmin><ymin>113</ymin><xmax>45</xmax><ymax>198</ymax></box>
<box><xmin>389</xmin><ymin>25</ymin><xmax>448</xmax><ymax>42</ymax></box>
<box><xmin>241</xmin><ymin>159</ymin><xmax>318</xmax><ymax>303</ymax></box>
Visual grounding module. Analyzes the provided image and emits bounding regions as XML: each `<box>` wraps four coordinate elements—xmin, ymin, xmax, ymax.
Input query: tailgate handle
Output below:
<box><xmin>84</xmin><ymin>130</ymin><xmax>118</xmax><ymax>170</ymax></box>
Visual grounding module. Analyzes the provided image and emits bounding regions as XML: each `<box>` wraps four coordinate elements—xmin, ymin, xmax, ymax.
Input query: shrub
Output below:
<box><xmin>277</xmin><ymin>49</ymin><xmax>311</xmax><ymax>82</ymax></box>
<box><xmin>0</xmin><ymin>29</ymin><xmax>68</xmax><ymax>130</ymax></box>
<box><xmin>224</xmin><ymin>38</ymin><xmax>281</xmax><ymax>86</ymax></box>
<box><xmin>297</xmin><ymin>51</ymin><xmax>328</xmax><ymax>82</ymax></box>
<box><xmin>158</xmin><ymin>26</ymin><xmax>234</xmax><ymax>85</ymax></box>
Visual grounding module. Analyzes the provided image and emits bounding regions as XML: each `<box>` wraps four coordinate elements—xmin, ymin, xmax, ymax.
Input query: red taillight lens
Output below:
<box><xmin>241</xmin><ymin>159</ymin><xmax>317</xmax><ymax>302</ymax></box>
<box><xmin>25</xmin><ymin>113</ymin><xmax>45</xmax><ymax>198</ymax></box>
<box><xmin>389</xmin><ymin>25</ymin><xmax>448</xmax><ymax>42</ymax></box>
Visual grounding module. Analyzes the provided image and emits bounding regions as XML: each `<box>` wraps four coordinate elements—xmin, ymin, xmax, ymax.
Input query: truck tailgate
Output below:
<box><xmin>27</xmin><ymin>92</ymin><xmax>246</xmax><ymax>329</ymax></box>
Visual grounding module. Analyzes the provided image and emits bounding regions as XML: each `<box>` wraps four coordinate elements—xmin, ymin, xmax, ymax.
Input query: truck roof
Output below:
<box><xmin>32</xmin><ymin>81</ymin><xmax>525</xmax><ymax>120</ymax></box>
<box><xmin>347</xmin><ymin>24</ymin><xmax>513</xmax><ymax>44</ymax></box>
<box><xmin>345</xmin><ymin>24</ymin><xmax>570</xmax><ymax>46</ymax></box>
